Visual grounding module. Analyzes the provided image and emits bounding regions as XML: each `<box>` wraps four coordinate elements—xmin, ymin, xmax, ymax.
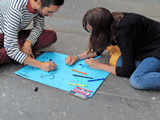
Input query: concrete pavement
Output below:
<box><xmin>1</xmin><ymin>0</ymin><xmax>160</xmax><ymax>120</ymax></box>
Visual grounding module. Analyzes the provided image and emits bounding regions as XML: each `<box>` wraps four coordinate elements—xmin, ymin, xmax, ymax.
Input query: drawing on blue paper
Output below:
<box><xmin>15</xmin><ymin>52</ymin><xmax>110</xmax><ymax>97</ymax></box>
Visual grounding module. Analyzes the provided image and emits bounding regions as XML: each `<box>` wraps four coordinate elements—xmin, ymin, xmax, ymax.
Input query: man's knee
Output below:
<box><xmin>48</xmin><ymin>30</ymin><xmax>57</xmax><ymax>44</ymax></box>
<box><xmin>0</xmin><ymin>48</ymin><xmax>13</xmax><ymax>64</ymax></box>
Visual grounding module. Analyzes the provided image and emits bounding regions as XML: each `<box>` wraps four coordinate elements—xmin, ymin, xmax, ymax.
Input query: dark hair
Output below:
<box><xmin>35</xmin><ymin>0</ymin><xmax>64</xmax><ymax>8</ymax></box>
<box><xmin>83</xmin><ymin>7</ymin><xmax>116</xmax><ymax>53</ymax></box>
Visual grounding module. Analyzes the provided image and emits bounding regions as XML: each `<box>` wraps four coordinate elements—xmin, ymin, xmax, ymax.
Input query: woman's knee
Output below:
<box><xmin>129</xmin><ymin>75</ymin><xmax>144</xmax><ymax>90</ymax></box>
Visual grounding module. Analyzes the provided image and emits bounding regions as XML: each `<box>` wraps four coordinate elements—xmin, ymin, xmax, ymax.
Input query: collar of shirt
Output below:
<box><xmin>27</xmin><ymin>0</ymin><xmax>36</xmax><ymax>14</ymax></box>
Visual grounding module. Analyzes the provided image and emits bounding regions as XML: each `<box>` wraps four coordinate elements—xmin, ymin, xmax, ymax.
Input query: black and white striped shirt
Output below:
<box><xmin>0</xmin><ymin>0</ymin><xmax>44</xmax><ymax>63</ymax></box>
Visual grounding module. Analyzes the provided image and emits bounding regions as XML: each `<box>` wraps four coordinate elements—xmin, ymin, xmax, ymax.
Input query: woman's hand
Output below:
<box><xmin>65</xmin><ymin>56</ymin><xmax>77</xmax><ymax>65</ymax></box>
<box><xmin>85</xmin><ymin>58</ymin><xmax>100</xmax><ymax>69</ymax></box>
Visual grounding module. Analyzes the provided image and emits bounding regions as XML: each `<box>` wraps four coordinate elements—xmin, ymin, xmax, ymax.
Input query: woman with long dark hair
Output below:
<box><xmin>65</xmin><ymin>7</ymin><xmax>160</xmax><ymax>90</ymax></box>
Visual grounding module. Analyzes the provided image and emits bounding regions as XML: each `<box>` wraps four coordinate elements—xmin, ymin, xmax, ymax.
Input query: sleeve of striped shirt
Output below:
<box><xmin>4</xmin><ymin>7</ymin><xmax>27</xmax><ymax>64</ymax></box>
<box><xmin>27</xmin><ymin>15</ymin><xmax>45</xmax><ymax>45</ymax></box>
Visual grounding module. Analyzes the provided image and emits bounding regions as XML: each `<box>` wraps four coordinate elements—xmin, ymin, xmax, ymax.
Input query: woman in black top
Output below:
<box><xmin>65</xmin><ymin>7</ymin><xmax>160</xmax><ymax>90</ymax></box>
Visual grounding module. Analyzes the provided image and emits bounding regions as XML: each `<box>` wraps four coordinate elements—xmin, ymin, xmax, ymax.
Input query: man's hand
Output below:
<box><xmin>40</xmin><ymin>61</ymin><xmax>57</xmax><ymax>71</ymax></box>
<box><xmin>65</xmin><ymin>56</ymin><xmax>77</xmax><ymax>65</ymax></box>
<box><xmin>23</xmin><ymin>55</ymin><xmax>58</xmax><ymax>71</ymax></box>
<box><xmin>21</xmin><ymin>40</ymin><xmax>35</xmax><ymax>59</ymax></box>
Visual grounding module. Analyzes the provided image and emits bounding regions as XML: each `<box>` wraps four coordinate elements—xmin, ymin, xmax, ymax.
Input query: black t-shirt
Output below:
<box><xmin>115</xmin><ymin>13</ymin><xmax>160</xmax><ymax>77</ymax></box>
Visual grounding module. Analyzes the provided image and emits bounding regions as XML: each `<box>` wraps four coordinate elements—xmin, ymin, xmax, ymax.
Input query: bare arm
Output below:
<box><xmin>65</xmin><ymin>48</ymin><xmax>116</xmax><ymax>75</ymax></box>
<box><xmin>65</xmin><ymin>49</ymin><xmax>97</xmax><ymax>65</ymax></box>
<box><xmin>78</xmin><ymin>49</ymin><xmax>97</xmax><ymax>60</ymax></box>
<box><xmin>23</xmin><ymin>56</ymin><xmax>57</xmax><ymax>71</ymax></box>
<box><xmin>22</xmin><ymin>40</ymin><xmax>57</xmax><ymax>71</ymax></box>
<box><xmin>24</xmin><ymin>56</ymin><xmax>41</xmax><ymax>68</ymax></box>
<box><xmin>85</xmin><ymin>58</ymin><xmax>116</xmax><ymax>75</ymax></box>
<box><xmin>97</xmin><ymin>63</ymin><xmax>116</xmax><ymax>75</ymax></box>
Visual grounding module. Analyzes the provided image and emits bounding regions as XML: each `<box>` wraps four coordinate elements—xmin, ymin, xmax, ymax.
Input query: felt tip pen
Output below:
<box><xmin>93</xmin><ymin>55</ymin><xmax>101</xmax><ymax>60</ymax></box>
<box><xmin>73</xmin><ymin>88</ymin><xmax>90</xmax><ymax>96</ymax></box>
<box><xmin>68</xmin><ymin>83</ymin><xmax>86</xmax><ymax>87</ymax></box>
<box><xmin>72</xmin><ymin>69</ymin><xmax>87</xmax><ymax>75</ymax></box>
<box><xmin>74</xmin><ymin>76</ymin><xmax>87</xmax><ymax>87</ymax></box>
<box><xmin>49</xmin><ymin>59</ymin><xmax>58</xmax><ymax>69</ymax></box>
<box><xmin>49</xmin><ymin>59</ymin><xmax>54</xmax><ymax>64</ymax></box>
<box><xmin>51</xmin><ymin>61</ymin><xmax>54</xmax><ymax>64</ymax></box>
<box><xmin>79</xmin><ymin>64</ymin><xmax>83</xmax><ymax>66</ymax></box>
<box><xmin>88</xmin><ymin>78</ymin><xmax>105</xmax><ymax>82</ymax></box>
<box><xmin>76</xmin><ymin>86</ymin><xmax>93</xmax><ymax>93</ymax></box>
<box><xmin>73</xmin><ymin>74</ymin><xmax>93</xmax><ymax>79</ymax></box>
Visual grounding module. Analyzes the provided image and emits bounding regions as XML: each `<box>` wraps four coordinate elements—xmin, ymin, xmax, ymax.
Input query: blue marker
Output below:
<box><xmin>93</xmin><ymin>55</ymin><xmax>102</xmax><ymax>60</ymax></box>
<box><xmin>81</xmin><ymin>55</ymin><xmax>101</xmax><ymax>68</ymax></box>
<box><xmin>49</xmin><ymin>59</ymin><xmax>54</xmax><ymax>63</ymax></box>
<box><xmin>88</xmin><ymin>78</ymin><xmax>104</xmax><ymax>82</ymax></box>
<box><xmin>79</xmin><ymin>64</ymin><xmax>83</xmax><ymax>66</ymax></box>
<box><xmin>49</xmin><ymin>59</ymin><xmax>57</xmax><ymax>69</ymax></box>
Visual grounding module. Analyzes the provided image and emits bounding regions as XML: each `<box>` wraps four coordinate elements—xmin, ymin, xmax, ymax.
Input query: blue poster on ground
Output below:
<box><xmin>15</xmin><ymin>52</ymin><xmax>110</xmax><ymax>97</ymax></box>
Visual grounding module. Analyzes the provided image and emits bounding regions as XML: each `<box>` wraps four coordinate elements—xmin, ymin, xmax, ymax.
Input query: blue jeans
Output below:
<box><xmin>116</xmin><ymin>56</ymin><xmax>160</xmax><ymax>90</ymax></box>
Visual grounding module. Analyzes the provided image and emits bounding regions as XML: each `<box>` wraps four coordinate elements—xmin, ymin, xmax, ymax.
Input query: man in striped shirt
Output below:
<box><xmin>0</xmin><ymin>0</ymin><xmax>64</xmax><ymax>71</ymax></box>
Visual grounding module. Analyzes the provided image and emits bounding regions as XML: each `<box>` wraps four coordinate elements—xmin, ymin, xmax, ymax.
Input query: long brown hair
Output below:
<box><xmin>83</xmin><ymin>7</ymin><xmax>117</xmax><ymax>53</ymax></box>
